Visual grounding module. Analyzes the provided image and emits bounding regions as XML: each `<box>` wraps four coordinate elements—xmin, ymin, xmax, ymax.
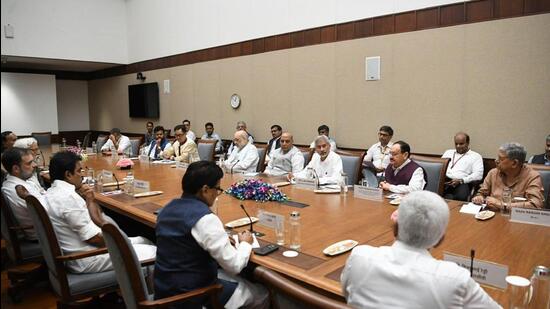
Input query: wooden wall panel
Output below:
<box><xmin>440</xmin><ymin>3</ymin><xmax>466</xmax><ymax>26</ymax></box>
<box><xmin>320</xmin><ymin>26</ymin><xmax>336</xmax><ymax>43</ymax></box>
<box><xmin>252</xmin><ymin>39</ymin><xmax>265</xmax><ymax>54</ymax></box>
<box><xmin>336</xmin><ymin>22</ymin><xmax>355</xmax><ymax>41</ymax></box>
<box><xmin>524</xmin><ymin>0</ymin><xmax>550</xmax><ymax>13</ymax></box>
<box><xmin>373</xmin><ymin>15</ymin><xmax>395</xmax><ymax>35</ymax></box>
<box><xmin>291</xmin><ymin>31</ymin><xmax>306</xmax><ymax>47</ymax></box>
<box><xmin>417</xmin><ymin>8</ymin><xmax>440</xmax><ymax>29</ymax></box>
<box><xmin>495</xmin><ymin>0</ymin><xmax>525</xmax><ymax>17</ymax></box>
<box><xmin>467</xmin><ymin>0</ymin><xmax>494</xmax><ymax>22</ymax></box>
<box><xmin>277</xmin><ymin>34</ymin><xmax>292</xmax><ymax>49</ymax></box>
<box><xmin>265</xmin><ymin>36</ymin><xmax>278</xmax><ymax>52</ymax></box>
<box><xmin>304</xmin><ymin>28</ymin><xmax>321</xmax><ymax>45</ymax></box>
<box><xmin>354</xmin><ymin>19</ymin><xmax>373</xmax><ymax>38</ymax></box>
<box><xmin>395</xmin><ymin>11</ymin><xmax>417</xmax><ymax>33</ymax></box>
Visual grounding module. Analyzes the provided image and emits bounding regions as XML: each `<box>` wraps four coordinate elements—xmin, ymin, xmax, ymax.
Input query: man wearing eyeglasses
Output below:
<box><xmin>379</xmin><ymin>141</ymin><xmax>426</xmax><ymax>193</ymax></box>
<box><xmin>163</xmin><ymin>125</ymin><xmax>200</xmax><ymax>163</ymax></box>
<box><xmin>362</xmin><ymin>126</ymin><xmax>394</xmax><ymax>185</ymax></box>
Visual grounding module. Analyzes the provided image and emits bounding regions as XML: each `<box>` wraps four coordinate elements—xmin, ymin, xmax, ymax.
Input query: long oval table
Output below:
<box><xmin>56</xmin><ymin>151</ymin><xmax>549</xmax><ymax>306</ymax></box>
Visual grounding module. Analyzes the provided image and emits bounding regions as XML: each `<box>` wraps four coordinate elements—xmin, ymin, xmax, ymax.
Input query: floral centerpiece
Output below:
<box><xmin>66</xmin><ymin>146</ymin><xmax>88</xmax><ymax>162</ymax></box>
<box><xmin>225</xmin><ymin>179</ymin><xmax>288</xmax><ymax>202</ymax></box>
<box><xmin>116</xmin><ymin>158</ymin><xmax>134</xmax><ymax>170</ymax></box>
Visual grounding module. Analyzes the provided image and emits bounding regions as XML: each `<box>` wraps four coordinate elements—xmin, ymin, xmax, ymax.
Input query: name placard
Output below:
<box><xmin>295</xmin><ymin>177</ymin><xmax>317</xmax><ymax>190</ymax></box>
<box><xmin>353</xmin><ymin>185</ymin><xmax>383</xmax><ymax>201</ymax></box>
<box><xmin>139</xmin><ymin>154</ymin><xmax>149</xmax><ymax>163</ymax></box>
<box><xmin>101</xmin><ymin>170</ymin><xmax>113</xmax><ymax>181</ymax></box>
<box><xmin>175</xmin><ymin>161</ymin><xmax>189</xmax><ymax>169</ymax></box>
<box><xmin>133</xmin><ymin>180</ymin><xmax>150</xmax><ymax>193</ymax></box>
<box><xmin>86</xmin><ymin>147</ymin><xmax>94</xmax><ymax>154</ymax></box>
<box><xmin>257</xmin><ymin>210</ymin><xmax>284</xmax><ymax>229</ymax></box>
<box><xmin>443</xmin><ymin>252</ymin><xmax>508</xmax><ymax>289</ymax></box>
<box><xmin>510</xmin><ymin>208</ymin><xmax>550</xmax><ymax>227</ymax></box>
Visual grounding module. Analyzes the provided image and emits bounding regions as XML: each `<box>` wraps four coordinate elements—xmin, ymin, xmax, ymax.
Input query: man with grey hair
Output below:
<box><xmin>264</xmin><ymin>132</ymin><xmax>304</xmax><ymax>176</ymax></box>
<box><xmin>342</xmin><ymin>191</ymin><xmax>500</xmax><ymax>308</ymax></box>
<box><xmin>473</xmin><ymin>142</ymin><xmax>544</xmax><ymax>209</ymax></box>
<box><xmin>100</xmin><ymin>128</ymin><xmax>131</xmax><ymax>154</ymax></box>
<box><xmin>528</xmin><ymin>134</ymin><xmax>550</xmax><ymax>166</ymax></box>
<box><xmin>227</xmin><ymin>121</ymin><xmax>254</xmax><ymax>155</ymax></box>
<box><xmin>291</xmin><ymin>135</ymin><xmax>342</xmax><ymax>184</ymax></box>
<box><xmin>224</xmin><ymin>130</ymin><xmax>259</xmax><ymax>173</ymax></box>
<box><xmin>13</xmin><ymin>137</ymin><xmax>47</xmax><ymax>188</ymax></box>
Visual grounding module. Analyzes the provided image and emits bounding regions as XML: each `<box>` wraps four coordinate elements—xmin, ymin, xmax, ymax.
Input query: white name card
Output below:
<box><xmin>443</xmin><ymin>252</ymin><xmax>508</xmax><ymax>289</ymax></box>
<box><xmin>175</xmin><ymin>161</ymin><xmax>189</xmax><ymax>169</ymax></box>
<box><xmin>133</xmin><ymin>180</ymin><xmax>150</xmax><ymax>193</ymax></box>
<box><xmin>86</xmin><ymin>147</ymin><xmax>94</xmax><ymax>153</ymax></box>
<box><xmin>295</xmin><ymin>177</ymin><xmax>317</xmax><ymax>190</ymax></box>
<box><xmin>139</xmin><ymin>154</ymin><xmax>149</xmax><ymax>162</ymax></box>
<box><xmin>353</xmin><ymin>185</ymin><xmax>383</xmax><ymax>201</ymax></box>
<box><xmin>257</xmin><ymin>210</ymin><xmax>284</xmax><ymax>229</ymax></box>
<box><xmin>510</xmin><ymin>208</ymin><xmax>550</xmax><ymax>227</ymax></box>
<box><xmin>101</xmin><ymin>170</ymin><xmax>113</xmax><ymax>180</ymax></box>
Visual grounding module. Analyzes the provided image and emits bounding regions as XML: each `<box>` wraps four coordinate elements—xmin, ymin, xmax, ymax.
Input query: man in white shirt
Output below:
<box><xmin>100</xmin><ymin>128</ymin><xmax>131</xmax><ymax>155</ymax></box>
<box><xmin>13</xmin><ymin>137</ymin><xmax>47</xmax><ymax>188</ymax></box>
<box><xmin>224</xmin><ymin>131</ymin><xmax>259</xmax><ymax>173</ymax></box>
<box><xmin>265</xmin><ymin>124</ymin><xmax>282</xmax><ymax>162</ymax></box>
<box><xmin>362</xmin><ymin>126</ymin><xmax>394</xmax><ymax>179</ymax></box>
<box><xmin>293</xmin><ymin>135</ymin><xmax>343</xmax><ymax>184</ymax></box>
<box><xmin>309</xmin><ymin>124</ymin><xmax>337</xmax><ymax>150</ymax></box>
<box><xmin>155</xmin><ymin>161</ymin><xmax>268</xmax><ymax>308</ymax></box>
<box><xmin>442</xmin><ymin>132</ymin><xmax>484</xmax><ymax>201</ymax></box>
<box><xmin>264</xmin><ymin>132</ymin><xmax>304</xmax><ymax>176</ymax></box>
<box><xmin>342</xmin><ymin>191</ymin><xmax>501</xmax><ymax>309</ymax></box>
<box><xmin>163</xmin><ymin>125</ymin><xmax>200</xmax><ymax>163</ymax></box>
<box><xmin>1</xmin><ymin>148</ymin><xmax>46</xmax><ymax>240</ymax></box>
<box><xmin>379</xmin><ymin>141</ymin><xmax>426</xmax><ymax>193</ymax></box>
<box><xmin>145</xmin><ymin>126</ymin><xmax>172</xmax><ymax>160</ymax></box>
<box><xmin>45</xmin><ymin>151</ymin><xmax>156</xmax><ymax>273</ymax></box>
<box><xmin>227</xmin><ymin>121</ymin><xmax>254</xmax><ymax>155</ymax></box>
<box><xmin>182</xmin><ymin>119</ymin><xmax>196</xmax><ymax>141</ymax></box>
<box><xmin>201</xmin><ymin>122</ymin><xmax>223</xmax><ymax>153</ymax></box>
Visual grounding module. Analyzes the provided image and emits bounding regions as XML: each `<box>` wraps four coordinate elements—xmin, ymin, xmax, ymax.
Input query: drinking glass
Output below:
<box><xmin>502</xmin><ymin>187</ymin><xmax>512</xmax><ymax>216</ymax></box>
<box><xmin>505</xmin><ymin>275</ymin><xmax>531</xmax><ymax>309</ymax></box>
<box><xmin>275</xmin><ymin>217</ymin><xmax>285</xmax><ymax>245</ymax></box>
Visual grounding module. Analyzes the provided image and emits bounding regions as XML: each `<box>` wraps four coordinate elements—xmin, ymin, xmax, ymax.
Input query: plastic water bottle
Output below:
<box><xmin>95</xmin><ymin>174</ymin><xmax>104</xmax><ymax>193</ymax></box>
<box><xmin>530</xmin><ymin>265</ymin><xmax>550</xmax><ymax>309</ymax></box>
<box><xmin>61</xmin><ymin>138</ymin><xmax>67</xmax><ymax>148</ymax></box>
<box><xmin>340</xmin><ymin>172</ymin><xmax>349</xmax><ymax>194</ymax></box>
<box><xmin>125</xmin><ymin>171</ymin><xmax>134</xmax><ymax>196</ymax></box>
<box><xmin>289</xmin><ymin>211</ymin><xmax>301</xmax><ymax>251</ymax></box>
<box><xmin>92</xmin><ymin>141</ymin><xmax>97</xmax><ymax>153</ymax></box>
<box><xmin>76</xmin><ymin>139</ymin><xmax>81</xmax><ymax>149</ymax></box>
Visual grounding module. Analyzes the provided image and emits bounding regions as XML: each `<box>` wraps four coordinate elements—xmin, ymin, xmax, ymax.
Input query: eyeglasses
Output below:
<box><xmin>212</xmin><ymin>186</ymin><xmax>224</xmax><ymax>194</ymax></box>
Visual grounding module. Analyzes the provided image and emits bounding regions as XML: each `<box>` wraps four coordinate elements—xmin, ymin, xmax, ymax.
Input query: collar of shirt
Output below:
<box><xmin>50</xmin><ymin>179</ymin><xmax>76</xmax><ymax>192</ymax></box>
<box><xmin>394</xmin><ymin>158</ymin><xmax>411</xmax><ymax>173</ymax></box>
<box><xmin>392</xmin><ymin>240</ymin><xmax>432</xmax><ymax>257</ymax></box>
<box><xmin>377</xmin><ymin>142</ymin><xmax>393</xmax><ymax>153</ymax></box>
<box><xmin>4</xmin><ymin>174</ymin><xmax>28</xmax><ymax>186</ymax></box>
<box><xmin>498</xmin><ymin>165</ymin><xmax>529</xmax><ymax>188</ymax></box>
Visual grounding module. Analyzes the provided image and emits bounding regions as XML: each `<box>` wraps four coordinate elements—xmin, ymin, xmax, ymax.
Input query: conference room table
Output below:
<box><xmin>43</xmin><ymin>147</ymin><xmax>550</xmax><ymax>306</ymax></box>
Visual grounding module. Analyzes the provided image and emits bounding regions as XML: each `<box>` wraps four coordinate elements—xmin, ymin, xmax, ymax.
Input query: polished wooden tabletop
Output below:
<box><xmin>56</xmin><ymin>150</ymin><xmax>549</xmax><ymax>306</ymax></box>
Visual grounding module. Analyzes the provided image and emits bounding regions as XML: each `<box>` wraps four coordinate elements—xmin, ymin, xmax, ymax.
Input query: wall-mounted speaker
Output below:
<box><xmin>365</xmin><ymin>56</ymin><xmax>380</xmax><ymax>81</ymax></box>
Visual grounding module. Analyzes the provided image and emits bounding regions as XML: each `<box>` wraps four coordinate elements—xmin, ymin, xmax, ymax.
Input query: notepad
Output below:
<box><xmin>459</xmin><ymin>203</ymin><xmax>483</xmax><ymax>214</ymax></box>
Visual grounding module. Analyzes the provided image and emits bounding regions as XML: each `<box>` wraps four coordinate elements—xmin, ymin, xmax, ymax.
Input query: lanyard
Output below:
<box><xmin>450</xmin><ymin>151</ymin><xmax>466</xmax><ymax>169</ymax></box>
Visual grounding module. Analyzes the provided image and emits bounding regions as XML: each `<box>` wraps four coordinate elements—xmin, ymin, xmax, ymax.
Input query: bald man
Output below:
<box><xmin>264</xmin><ymin>132</ymin><xmax>304</xmax><ymax>176</ymax></box>
<box><xmin>224</xmin><ymin>131</ymin><xmax>259</xmax><ymax>173</ymax></box>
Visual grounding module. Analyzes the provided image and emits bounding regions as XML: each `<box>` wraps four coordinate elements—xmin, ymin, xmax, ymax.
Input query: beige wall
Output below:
<box><xmin>89</xmin><ymin>14</ymin><xmax>550</xmax><ymax>158</ymax></box>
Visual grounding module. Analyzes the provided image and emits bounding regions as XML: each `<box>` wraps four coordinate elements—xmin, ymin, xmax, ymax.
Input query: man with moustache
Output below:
<box><xmin>264</xmin><ymin>132</ymin><xmax>304</xmax><ymax>176</ymax></box>
<box><xmin>292</xmin><ymin>135</ymin><xmax>342</xmax><ymax>184</ymax></box>
<box><xmin>224</xmin><ymin>130</ymin><xmax>259</xmax><ymax>173</ymax></box>
<box><xmin>379</xmin><ymin>141</ymin><xmax>426</xmax><ymax>193</ymax></box>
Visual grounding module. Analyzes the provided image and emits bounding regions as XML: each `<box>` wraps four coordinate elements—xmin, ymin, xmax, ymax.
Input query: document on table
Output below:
<box><xmin>459</xmin><ymin>203</ymin><xmax>483</xmax><ymax>214</ymax></box>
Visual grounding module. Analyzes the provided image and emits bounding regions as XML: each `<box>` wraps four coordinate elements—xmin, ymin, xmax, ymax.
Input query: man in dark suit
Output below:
<box><xmin>265</xmin><ymin>124</ymin><xmax>282</xmax><ymax>162</ymax></box>
<box><xmin>528</xmin><ymin>134</ymin><xmax>550</xmax><ymax>166</ymax></box>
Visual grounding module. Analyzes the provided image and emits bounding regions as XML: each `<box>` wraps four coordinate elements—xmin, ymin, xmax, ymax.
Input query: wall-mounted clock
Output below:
<box><xmin>230</xmin><ymin>93</ymin><xmax>241</xmax><ymax>109</ymax></box>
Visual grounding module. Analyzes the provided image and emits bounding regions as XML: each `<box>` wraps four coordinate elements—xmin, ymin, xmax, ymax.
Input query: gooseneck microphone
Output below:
<box><xmin>112</xmin><ymin>173</ymin><xmax>121</xmax><ymax>191</ymax></box>
<box><xmin>230</xmin><ymin>160</ymin><xmax>240</xmax><ymax>174</ymax></box>
<box><xmin>311</xmin><ymin>168</ymin><xmax>320</xmax><ymax>189</ymax></box>
<box><xmin>240</xmin><ymin>204</ymin><xmax>254</xmax><ymax>233</ymax></box>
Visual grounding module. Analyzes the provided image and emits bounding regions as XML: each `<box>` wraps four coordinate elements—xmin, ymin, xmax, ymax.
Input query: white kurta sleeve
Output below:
<box><xmin>389</xmin><ymin>167</ymin><xmax>426</xmax><ymax>193</ymax></box>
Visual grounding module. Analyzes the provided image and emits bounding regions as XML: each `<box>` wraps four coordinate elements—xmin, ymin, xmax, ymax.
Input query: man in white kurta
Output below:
<box><xmin>224</xmin><ymin>130</ymin><xmax>259</xmax><ymax>173</ymax></box>
<box><xmin>342</xmin><ymin>191</ymin><xmax>500</xmax><ymax>309</ymax></box>
<box><xmin>1</xmin><ymin>148</ymin><xmax>46</xmax><ymax>240</ymax></box>
<box><xmin>100</xmin><ymin>128</ymin><xmax>131</xmax><ymax>154</ymax></box>
<box><xmin>264</xmin><ymin>132</ymin><xmax>304</xmax><ymax>176</ymax></box>
<box><xmin>46</xmin><ymin>151</ymin><xmax>156</xmax><ymax>273</ymax></box>
<box><xmin>294</xmin><ymin>135</ymin><xmax>343</xmax><ymax>184</ymax></box>
<box><xmin>442</xmin><ymin>132</ymin><xmax>484</xmax><ymax>201</ymax></box>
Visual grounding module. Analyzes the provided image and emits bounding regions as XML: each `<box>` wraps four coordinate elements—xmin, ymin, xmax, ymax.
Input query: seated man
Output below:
<box><xmin>46</xmin><ymin>151</ymin><xmax>156</xmax><ymax>273</ymax></box>
<box><xmin>155</xmin><ymin>161</ymin><xmax>268</xmax><ymax>308</ymax></box>
<box><xmin>265</xmin><ymin>124</ymin><xmax>282</xmax><ymax>162</ymax></box>
<box><xmin>264</xmin><ymin>132</ymin><xmax>304</xmax><ymax>176</ymax></box>
<box><xmin>201</xmin><ymin>122</ymin><xmax>223</xmax><ymax>154</ymax></box>
<box><xmin>528</xmin><ymin>134</ymin><xmax>550</xmax><ymax>166</ymax></box>
<box><xmin>182</xmin><ymin>119</ymin><xmax>196</xmax><ymax>141</ymax></box>
<box><xmin>163</xmin><ymin>125</ymin><xmax>200</xmax><ymax>163</ymax></box>
<box><xmin>14</xmin><ymin>137</ymin><xmax>48</xmax><ymax>188</ymax></box>
<box><xmin>100</xmin><ymin>128</ymin><xmax>131</xmax><ymax>154</ymax></box>
<box><xmin>379</xmin><ymin>141</ymin><xmax>426</xmax><ymax>193</ymax></box>
<box><xmin>362</xmin><ymin>125</ymin><xmax>394</xmax><ymax>178</ymax></box>
<box><xmin>1</xmin><ymin>148</ymin><xmax>46</xmax><ymax>240</ymax></box>
<box><xmin>227</xmin><ymin>121</ymin><xmax>254</xmax><ymax>155</ymax></box>
<box><xmin>145</xmin><ymin>126</ymin><xmax>172</xmax><ymax>160</ymax></box>
<box><xmin>473</xmin><ymin>142</ymin><xmax>544</xmax><ymax>209</ymax></box>
<box><xmin>293</xmin><ymin>135</ymin><xmax>343</xmax><ymax>184</ymax></box>
<box><xmin>224</xmin><ymin>131</ymin><xmax>259</xmax><ymax>173</ymax></box>
<box><xmin>1</xmin><ymin>130</ymin><xmax>17</xmax><ymax>154</ymax></box>
<box><xmin>309</xmin><ymin>125</ymin><xmax>336</xmax><ymax>150</ymax></box>
<box><xmin>144</xmin><ymin>121</ymin><xmax>154</xmax><ymax>147</ymax></box>
<box><xmin>342</xmin><ymin>191</ymin><xmax>500</xmax><ymax>308</ymax></box>
<box><xmin>442</xmin><ymin>132</ymin><xmax>484</xmax><ymax>201</ymax></box>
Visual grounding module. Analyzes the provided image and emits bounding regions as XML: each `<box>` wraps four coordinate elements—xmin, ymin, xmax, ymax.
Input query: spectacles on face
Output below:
<box><xmin>211</xmin><ymin>186</ymin><xmax>224</xmax><ymax>195</ymax></box>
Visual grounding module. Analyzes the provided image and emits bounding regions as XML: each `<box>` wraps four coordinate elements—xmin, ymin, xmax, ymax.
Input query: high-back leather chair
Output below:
<box><xmin>17</xmin><ymin>185</ymin><xmax>119</xmax><ymax>307</ymax></box>
<box><xmin>96</xmin><ymin>135</ymin><xmax>108</xmax><ymax>152</ymax></box>
<box><xmin>31</xmin><ymin>132</ymin><xmax>52</xmax><ymax>146</ymax></box>
<box><xmin>0</xmin><ymin>191</ymin><xmax>43</xmax><ymax>302</ymax></box>
<box><xmin>336</xmin><ymin>150</ymin><xmax>365</xmax><ymax>186</ymax></box>
<box><xmin>253</xmin><ymin>266</ymin><xmax>350</xmax><ymax>309</ymax></box>
<box><xmin>256</xmin><ymin>144</ymin><xmax>267</xmax><ymax>172</ymax></box>
<box><xmin>101</xmin><ymin>222</ymin><xmax>223</xmax><ymax>309</ymax></box>
<box><xmin>410</xmin><ymin>155</ymin><xmax>449</xmax><ymax>196</ymax></box>
<box><xmin>197</xmin><ymin>139</ymin><xmax>216</xmax><ymax>162</ymax></box>
<box><xmin>129</xmin><ymin>137</ymin><xmax>142</xmax><ymax>157</ymax></box>
<box><xmin>527</xmin><ymin>164</ymin><xmax>550</xmax><ymax>209</ymax></box>
<box><xmin>299</xmin><ymin>147</ymin><xmax>314</xmax><ymax>168</ymax></box>
<box><xmin>81</xmin><ymin>132</ymin><xmax>92</xmax><ymax>148</ymax></box>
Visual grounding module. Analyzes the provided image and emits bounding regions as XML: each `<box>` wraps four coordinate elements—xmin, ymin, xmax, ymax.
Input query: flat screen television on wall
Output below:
<box><xmin>128</xmin><ymin>82</ymin><xmax>159</xmax><ymax>118</ymax></box>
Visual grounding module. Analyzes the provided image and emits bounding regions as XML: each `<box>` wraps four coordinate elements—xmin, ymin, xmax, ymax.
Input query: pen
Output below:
<box><xmin>470</xmin><ymin>249</ymin><xmax>475</xmax><ymax>277</ymax></box>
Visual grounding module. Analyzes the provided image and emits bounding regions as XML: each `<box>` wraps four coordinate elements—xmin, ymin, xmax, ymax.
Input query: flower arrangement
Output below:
<box><xmin>225</xmin><ymin>179</ymin><xmax>288</xmax><ymax>202</ymax></box>
<box><xmin>66</xmin><ymin>146</ymin><xmax>88</xmax><ymax>161</ymax></box>
<box><xmin>116</xmin><ymin>158</ymin><xmax>134</xmax><ymax>169</ymax></box>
